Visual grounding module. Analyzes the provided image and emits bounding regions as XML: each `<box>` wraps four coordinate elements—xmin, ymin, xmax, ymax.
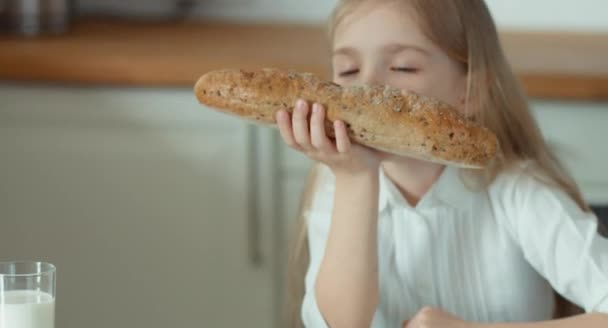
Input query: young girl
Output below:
<box><xmin>276</xmin><ymin>1</ymin><xmax>608</xmax><ymax>327</ymax></box>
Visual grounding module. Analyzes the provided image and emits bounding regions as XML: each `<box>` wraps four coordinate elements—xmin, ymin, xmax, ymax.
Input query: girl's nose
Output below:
<box><xmin>360</xmin><ymin>69</ymin><xmax>384</xmax><ymax>87</ymax></box>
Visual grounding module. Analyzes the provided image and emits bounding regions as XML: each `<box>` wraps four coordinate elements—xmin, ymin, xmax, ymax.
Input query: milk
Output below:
<box><xmin>0</xmin><ymin>290</ymin><xmax>54</xmax><ymax>328</ymax></box>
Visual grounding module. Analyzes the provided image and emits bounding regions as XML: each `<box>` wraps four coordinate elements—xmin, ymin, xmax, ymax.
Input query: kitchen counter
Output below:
<box><xmin>1</xmin><ymin>19</ymin><xmax>607</xmax><ymax>100</ymax></box>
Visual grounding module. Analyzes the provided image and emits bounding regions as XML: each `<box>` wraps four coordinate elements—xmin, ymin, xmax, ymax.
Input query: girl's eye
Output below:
<box><xmin>339</xmin><ymin>69</ymin><xmax>359</xmax><ymax>77</ymax></box>
<box><xmin>391</xmin><ymin>67</ymin><xmax>418</xmax><ymax>73</ymax></box>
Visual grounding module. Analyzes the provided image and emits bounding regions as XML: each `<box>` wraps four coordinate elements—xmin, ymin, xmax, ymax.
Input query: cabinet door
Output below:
<box><xmin>531</xmin><ymin>101</ymin><xmax>608</xmax><ymax>204</ymax></box>
<box><xmin>0</xmin><ymin>85</ymin><xmax>275</xmax><ymax>328</ymax></box>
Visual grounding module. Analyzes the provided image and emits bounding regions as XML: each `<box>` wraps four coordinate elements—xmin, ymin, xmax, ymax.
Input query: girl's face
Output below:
<box><xmin>332</xmin><ymin>1</ymin><xmax>466</xmax><ymax>108</ymax></box>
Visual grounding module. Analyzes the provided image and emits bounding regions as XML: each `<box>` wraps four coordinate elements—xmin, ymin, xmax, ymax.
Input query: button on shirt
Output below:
<box><xmin>301</xmin><ymin>165</ymin><xmax>608</xmax><ymax>328</ymax></box>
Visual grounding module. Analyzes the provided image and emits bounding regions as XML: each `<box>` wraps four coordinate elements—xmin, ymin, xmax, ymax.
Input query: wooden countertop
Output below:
<box><xmin>1</xmin><ymin>19</ymin><xmax>607</xmax><ymax>100</ymax></box>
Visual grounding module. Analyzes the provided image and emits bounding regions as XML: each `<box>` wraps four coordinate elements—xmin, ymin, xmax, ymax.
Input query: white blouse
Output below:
<box><xmin>301</xmin><ymin>164</ymin><xmax>608</xmax><ymax>328</ymax></box>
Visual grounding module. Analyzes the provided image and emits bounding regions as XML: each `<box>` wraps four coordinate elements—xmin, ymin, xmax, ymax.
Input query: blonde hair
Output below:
<box><xmin>284</xmin><ymin>0</ymin><xmax>600</xmax><ymax>326</ymax></box>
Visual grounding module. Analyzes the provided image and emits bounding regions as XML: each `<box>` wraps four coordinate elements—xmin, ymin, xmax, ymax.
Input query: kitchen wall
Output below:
<box><xmin>484</xmin><ymin>0</ymin><xmax>608</xmax><ymax>32</ymax></box>
<box><xmin>77</xmin><ymin>0</ymin><xmax>608</xmax><ymax>31</ymax></box>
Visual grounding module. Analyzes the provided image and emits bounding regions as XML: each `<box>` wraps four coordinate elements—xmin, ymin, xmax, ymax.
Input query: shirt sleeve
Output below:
<box><xmin>301</xmin><ymin>166</ymin><xmax>388</xmax><ymax>327</ymax></box>
<box><xmin>497</xmin><ymin>171</ymin><xmax>608</xmax><ymax>313</ymax></box>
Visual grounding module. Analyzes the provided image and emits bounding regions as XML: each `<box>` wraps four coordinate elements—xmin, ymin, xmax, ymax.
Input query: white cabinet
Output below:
<box><xmin>531</xmin><ymin>101</ymin><xmax>608</xmax><ymax>204</ymax></box>
<box><xmin>1</xmin><ymin>83</ymin><xmax>605</xmax><ymax>328</ymax></box>
<box><xmin>0</xmin><ymin>85</ymin><xmax>280</xmax><ymax>328</ymax></box>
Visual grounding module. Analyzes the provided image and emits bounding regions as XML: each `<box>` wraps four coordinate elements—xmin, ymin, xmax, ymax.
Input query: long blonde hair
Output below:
<box><xmin>284</xmin><ymin>0</ymin><xmax>598</xmax><ymax>326</ymax></box>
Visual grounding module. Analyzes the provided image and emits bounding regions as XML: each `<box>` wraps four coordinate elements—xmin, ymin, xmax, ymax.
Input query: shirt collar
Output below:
<box><xmin>379</xmin><ymin>166</ymin><xmax>479</xmax><ymax>212</ymax></box>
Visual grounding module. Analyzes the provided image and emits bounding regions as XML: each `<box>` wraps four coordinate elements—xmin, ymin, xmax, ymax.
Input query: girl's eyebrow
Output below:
<box><xmin>382</xmin><ymin>43</ymin><xmax>430</xmax><ymax>56</ymax></box>
<box><xmin>333</xmin><ymin>43</ymin><xmax>430</xmax><ymax>57</ymax></box>
<box><xmin>332</xmin><ymin>46</ymin><xmax>358</xmax><ymax>57</ymax></box>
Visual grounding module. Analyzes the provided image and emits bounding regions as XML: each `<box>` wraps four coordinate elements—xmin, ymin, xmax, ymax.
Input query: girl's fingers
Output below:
<box><xmin>279</xmin><ymin>101</ymin><xmax>355</xmax><ymax>160</ymax></box>
<box><xmin>292</xmin><ymin>99</ymin><xmax>313</xmax><ymax>150</ymax></box>
<box><xmin>276</xmin><ymin>110</ymin><xmax>301</xmax><ymax>151</ymax></box>
<box><xmin>310</xmin><ymin>103</ymin><xmax>336</xmax><ymax>153</ymax></box>
<box><xmin>334</xmin><ymin>120</ymin><xmax>351</xmax><ymax>153</ymax></box>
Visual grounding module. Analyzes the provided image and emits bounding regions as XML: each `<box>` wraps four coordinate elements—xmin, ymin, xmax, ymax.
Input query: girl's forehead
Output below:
<box><xmin>332</xmin><ymin>1</ymin><xmax>431</xmax><ymax>51</ymax></box>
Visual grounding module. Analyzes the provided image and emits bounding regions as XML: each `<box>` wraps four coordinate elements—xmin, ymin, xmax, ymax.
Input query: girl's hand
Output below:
<box><xmin>276</xmin><ymin>99</ymin><xmax>381</xmax><ymax>177</ymax></box>
<box><xmin>403</xmin><ymin>307</ymin><xmax>478</xmax><ymax>328</ymax></box>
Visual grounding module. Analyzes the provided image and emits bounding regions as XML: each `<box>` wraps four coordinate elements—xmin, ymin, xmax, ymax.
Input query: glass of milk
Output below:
<box><xmin>0</xmin><ymin>261</ymin><xmax>56</xmax><ymax>328</ymax></box>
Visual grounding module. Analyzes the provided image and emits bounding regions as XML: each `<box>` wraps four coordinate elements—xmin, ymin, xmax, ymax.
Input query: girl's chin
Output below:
<box><xmin>378</xmin><ymin>152</ymin><xmax>444</xmax><ymax>167</ymax></box>
<box><xmin>377</xmin><ymin>151</ymin><xmax>410</xmax><ymax>163</ymax></box>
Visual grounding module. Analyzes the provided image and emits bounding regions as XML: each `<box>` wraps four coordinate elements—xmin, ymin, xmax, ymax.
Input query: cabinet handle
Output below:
<box><xmin>247</xmin><ymin>125</ymin><xmax>263</xmax><ymax>267</ymax></box>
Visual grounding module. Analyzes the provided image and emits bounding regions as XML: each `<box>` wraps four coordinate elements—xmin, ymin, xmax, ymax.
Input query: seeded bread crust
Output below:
<box><xmin>194</xmin><ymin>68</ymin><xmax>498</xmax><ymax>168</ymax></box>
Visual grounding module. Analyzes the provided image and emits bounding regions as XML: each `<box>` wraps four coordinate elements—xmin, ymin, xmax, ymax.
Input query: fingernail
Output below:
<box><xmin>313</xmin><ymin>103</ymin><xmax>320</xmax><ymax>113</ymax></box>
<box><xmin>297</xmin><ymin>99</ymin><xmax>306</xmax><ymax>110</ymax></box>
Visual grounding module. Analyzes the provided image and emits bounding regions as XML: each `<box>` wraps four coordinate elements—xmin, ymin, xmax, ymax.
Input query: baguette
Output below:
<box><xmin>194</xmin><ymin>68</ymin><xmax>498</xmax><ymax>168</ymax></box>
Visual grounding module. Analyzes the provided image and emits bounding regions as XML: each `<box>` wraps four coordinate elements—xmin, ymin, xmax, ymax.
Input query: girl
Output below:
<box><xmin>276</xmin><ymin>1</ymin><xmax>608</xmax><ymax>328</ymax></box>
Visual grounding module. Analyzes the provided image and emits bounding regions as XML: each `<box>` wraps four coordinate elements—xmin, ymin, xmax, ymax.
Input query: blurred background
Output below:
<box><xmin>0</xmin><ymin>0</ymin><xmax>607</xmax><ymax>327</ymax></box>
